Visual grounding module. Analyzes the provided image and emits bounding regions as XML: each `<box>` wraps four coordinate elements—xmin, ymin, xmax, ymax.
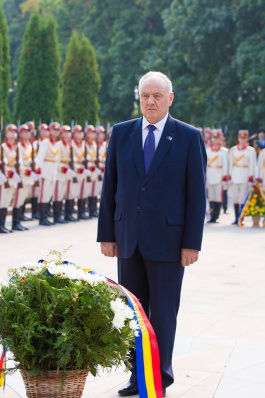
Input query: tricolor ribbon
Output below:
<box><xmin>0</xmin><ymin>346</ymin><xmax>6</xmax><ymax>389</ymax></box>
<box><xmin>86</xmin><ymin>269</ymin><xmax>163</xmax><ymax>398</ymax></box>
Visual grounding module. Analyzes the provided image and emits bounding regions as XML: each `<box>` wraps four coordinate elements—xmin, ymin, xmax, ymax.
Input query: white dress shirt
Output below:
<box><xmin>142</xmin><ymin>113</ymin><xmax>169</xmax><ymax>149</ymax></box>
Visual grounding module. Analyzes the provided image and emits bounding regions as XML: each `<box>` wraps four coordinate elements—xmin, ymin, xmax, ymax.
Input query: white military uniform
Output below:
<box><xmin>84</xmin><ymin>141</ymin><xmax>100</xmax><ymax>198</ymax></box>
<box><xmin>206</xmin><ymin>145</ymin><xmax>229</xmax><ymax>201</ymax></box>
<box><xmin>16</xmin><ymin>140</ymin><xmax>37</xmax><ymax>209</ymax></box>
<box><xmin>54</xmin><ymin>139</ymin><xmax>76</xmax><ymax>202</ymax></box>
<box><xmin>96</xmin><ymin>141</ymin><xmax>107</xmax><ymax>197</ymax></box>
<box><xmin>35</xmin><ymin>138</ymin><xmax>60</xmax><ymax>203</ymax></box>
<box><xmin>229</xmin><ymin>144</ymin><xmax>256</xmax><ymax>205</ymax></box>
<box><xmin>257</xmin><ymin>148</ymin><xmax>265</xmax><ymax>190</ymax></box>
<box><xmin>1</xmin><ymin>142</ymin><xmax>22</xmax><ymax>208</ymax></box>
<box><xmin>71</xmin><ymin>140</ymin><xmax>88</xmax><ymax>200</ymax></box>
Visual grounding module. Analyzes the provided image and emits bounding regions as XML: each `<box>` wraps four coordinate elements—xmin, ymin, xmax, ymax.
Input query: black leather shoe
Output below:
<box><xmin>118</xmin><ymin>381</ymin><xmax>138</xmax><ymax>396</ymax></box>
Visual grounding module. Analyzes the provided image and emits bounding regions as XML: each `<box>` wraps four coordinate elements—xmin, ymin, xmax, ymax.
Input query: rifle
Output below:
<box><xmin>95</xmin><ymin>133</ymin><xmax>102</xmax><ymax>181</ymax></box>
<box><xmin>0</xmin><ymin>129</ymin><xmax>10</xmax><ymax>189</ymax></box>
<box><xmin>69</xmin><ymin>141</ymin><xmax>78</xmax><ymax>183</ymax></box>
<box><xmin>83</xmin><ymin>139</ymin><xmax>91</xmax><ymax>182</ymax></box>
<box><xmin>31</xmin><ymin>139</ymin><xmax>40</xmax><ymax>187</ymax></box>
<box><xmin>16</xmin><ymin>143</ymin><xmax>23</xmax><ymax>188</ymax></box>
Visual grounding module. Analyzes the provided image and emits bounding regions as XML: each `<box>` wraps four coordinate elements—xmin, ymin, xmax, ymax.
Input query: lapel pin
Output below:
<box><xmin>166</xmin><ymin>136</ymin><xmax>173</xmax><ymax>141</ymax></box>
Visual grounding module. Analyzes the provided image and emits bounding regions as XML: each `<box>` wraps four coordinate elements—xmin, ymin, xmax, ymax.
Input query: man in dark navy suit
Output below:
<box><xmin>97</xmin><ymin>71</ymin><xmax>206</xmax><ymax>397</ymax></box>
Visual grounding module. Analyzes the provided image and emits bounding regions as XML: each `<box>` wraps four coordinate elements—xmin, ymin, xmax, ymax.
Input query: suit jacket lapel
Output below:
<box><xmin>144</xmin><ymin>116</ymin><xmax>176</xmax><ymax>183</ymax></box>
<box><xmin>131</xmin><ymin>118</ymin><xmax>145</xmax><ymax>181</ymax></box>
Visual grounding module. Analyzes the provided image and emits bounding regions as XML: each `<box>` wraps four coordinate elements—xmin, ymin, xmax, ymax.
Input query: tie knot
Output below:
<box><xmin>147</xmin><ymin>124</ymin><xmax>156</xmax><ymax>133</ymax></box>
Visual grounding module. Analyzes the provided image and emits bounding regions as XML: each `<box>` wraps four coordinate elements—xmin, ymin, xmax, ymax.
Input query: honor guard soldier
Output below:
<box><xmin>95</xmin><ymin>125</ymin><xmax>107</xmax><ymax>209</ymax></box>
<box><xmin>0</xmin><ymin>124</ymin><xmax>19</xmax><ymax>233</ymax></box>
<box><xmin>55</xmin><ymin>125</ymin><xmax>77</xmax><ymax>222</ymax></box>
<box><xmin>84</xmin><ymin>124</ymin><xmax>100</xmax><ymax>218</ymax></box>
<box><xmin>257</xmin><ymin>144</ymin><xmax>265</xmax><ymax>191</ymax></box>
<box><xmin>203</xmin><ymin>127</ymin><xmax>212</xmax><ymax>148</ymax></box>
<box><xmin>71</xmin><ymin>124</ymin><xmax>90</xmax><ymax>220</ymax></box>
<box><xmin>35</xmin><ymin>121</ymin><xmax>60</xmax><ymax>226</ymax></box>
<box><xmin>17</xmin><ymin>123</ymin><xmax>39</xmax><ymax>225</ymax></box>
<box><xmin>2</xmin><ymin>124</ymin><xmax>28</xmax><ymax>231</ymax></box>
<box><xmin>23</xmin><ymin>121</ymin><xmax>40</xmax><ymax>220</ymax></box>
<box><xmin>0</xmin><ymin>160</ymin><xmax>10</xmax><ymax>233</ymax></box>
<box><xmin>38</xmin><ymin>123</ymin><xmax>49</xmax><ymax>142</ymax></box>
<box><xmin>206</xmin><ymin>129</ymin><xmax>229</xmax><ymax>223</ymax></box>
<box><xmin>229</xmin><ymin>130</ymin><xmax>256</xmax><ymax>223</ymax></box>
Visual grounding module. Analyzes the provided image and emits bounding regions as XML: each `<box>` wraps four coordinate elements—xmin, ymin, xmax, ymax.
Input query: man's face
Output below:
<box><xmin>139</xmin><ymin>77</ymin><xmax>174</xmax><ymax>124</ymax></box>
<box><xmin>20</xmin><ymin>130</ymin><xmax>31</xmax><ymax>142</ymax></box>
<box><xmin>60</xmin><ymin>131</ymin><xmax>70</xmax><ymax>143</ymax></box>
<box><xmin>238</xmin><ymin>137</ymin><xmax>248</xmax><ymax>146</ymax></box>
<box><xmin>40</xmin><ymin>129</ymin><xmax>49</xmax><ymax>140</ymax></box>
<box><xmin>74</xmin><ymin>131</ymin><xmax>84</xmax><ymax>141</ymax></box>
<box><xmin>50</xmin><ymin>129</ymin><xmax>59</xmax><ymax>139</ymax></box>
<box><xmin>212</xmin><ymin>137</ymin><xmax>220</xmax><ymax>146</ymax></box>
<box><xmin>6</xmin><ymin>130</ymin><xmax>16</xmax><ymax>141</ymax></box>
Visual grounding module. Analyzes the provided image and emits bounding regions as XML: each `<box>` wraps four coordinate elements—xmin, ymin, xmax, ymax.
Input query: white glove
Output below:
<box><xmin>67</xmin><ymin>168</ymin><xmax>77</xmax><ymax>180</ymax></box>
<box><xmin>8</xmin><ymin>172</ymin><xmax>22</xmax><ymax>188</ymax></box>
<box><xmin>31</xmin><ymin>172</ymin><xmax>38</xmax><ymax>182</ymax></box>
<box><xmin>14</xmin><ymin>172</ymin><xmax>22</xmax><ymax>183</ymax></box>
<box><xmin>0</xmin><ymin>172</ymin><xmax>7</xmax><ymax>184</ymax></box>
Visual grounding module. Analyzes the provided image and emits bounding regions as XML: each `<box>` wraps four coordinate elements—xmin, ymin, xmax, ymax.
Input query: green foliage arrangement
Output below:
<box><xmin>0</xmin><ymin>249</ymin><xmax>137</xmax><ymax>377</ymax></box>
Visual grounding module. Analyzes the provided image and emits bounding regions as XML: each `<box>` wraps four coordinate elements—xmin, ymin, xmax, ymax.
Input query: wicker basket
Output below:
<box><xmin>20</xmin><ymin>369</ymin><xmax>89</xmax><ymax>398</ymax></box>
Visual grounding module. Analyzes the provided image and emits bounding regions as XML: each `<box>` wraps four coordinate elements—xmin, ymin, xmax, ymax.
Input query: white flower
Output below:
<box><xmin>111</xmin><ymin>297</ymin><xmax>127</xmax><ymax>313</ymax></box>
<box><xmin>112</xmin><ymin>314</ymin><xmax>125</xmax><ymax>330</ymax></box>
<box><xmin>129</xmin><ymin>319</ymin><xmax>139</xmax><ymax>331</ymax></box>
<box><xmin>0</xmin><ymin>278</ymin><xmax>9</xmax><ymax>288</ymax></box>
<box><xmin>124</xmin><ymin>306</ymin><xmax>134</xmax><ymax>320</ymax></box>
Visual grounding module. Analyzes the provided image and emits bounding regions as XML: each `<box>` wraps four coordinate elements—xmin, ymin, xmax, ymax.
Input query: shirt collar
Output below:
<box><xmin>142</xmin><ymin>113</ymin><xmax>169</xmax><ymax>132</ymax></box>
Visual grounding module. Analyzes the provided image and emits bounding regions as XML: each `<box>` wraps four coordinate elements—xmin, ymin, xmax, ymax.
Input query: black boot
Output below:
<box><xmin>47</xmin><ymin>200</ymin><xmax>54</xmax><ymax>218</ymax></box>
<box><xmin>20</xmin><ymin>201</ymin><xmax>32</xmax><ymax>221</ymax></box>
<box><xmin>78</xmin><ymin>199</ymin><xmax>90</xmax><ymax>220</ymax></box>
<box><xmin>208</xmin><ymin>201</ymin><xmax>215</xmax><ymax>223</ymax></box>
<box><xmin>232</xmin><ymin>203</ymin><xmax>240</xmax><ymax>225</ymax></box>
<box><xmin>69</xmin><ymin>199</ymin><xmax>77</xmax><ymax>215</ymax></box>
<box><xmin>222</xmin><ymin>190</ymin><xmax>228</xmax><ymax>214</ymax></box>
<box><xmin>39</xmin><ymin>203</ymin><xmax>53</xmax><ymax>226</ymax></box>
<box><xmin>31</xmin><ymin>197</ymin><xmax>40</xmax><ymax>219</ymax></box>
<box><xmin>64</xmin><ymin>199</ymin><xmax>78</xmax><ymax>222</ymax></box>
<box><xmin>0</xmin><ymin>208</ymin><xmax>12</xmax><ymax>233</ymax></box>
<box><xmin>89</xmin><ymin>196</ymin><xmax>99</xmax><ymax>218</ymax></box>
<box><xmin>12</xmin><ymin>208</ymin><xmax>28</xmax><ymax>231</ymax></box>
<box><xmin>53</xmin><ymin>201</ymin><xmax>66</xmax><ymax>224</ymax></box>
<box><xmin>214</xmin><ymin>202</ymin><xmax>222</xmax><ymax>223</ymax></box>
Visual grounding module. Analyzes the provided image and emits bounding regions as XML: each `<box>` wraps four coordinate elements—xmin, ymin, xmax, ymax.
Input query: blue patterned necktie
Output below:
<box><xmin>144</xmin><ymin>124</ymin><xmax>156</xmax><ymax>172</ymax></box>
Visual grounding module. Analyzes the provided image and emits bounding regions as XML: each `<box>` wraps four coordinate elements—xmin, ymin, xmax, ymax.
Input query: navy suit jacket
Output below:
<box><xmin>97</xmin><ymin>115</ymin><xmax>207</xmax><ymax>262</ymax></box>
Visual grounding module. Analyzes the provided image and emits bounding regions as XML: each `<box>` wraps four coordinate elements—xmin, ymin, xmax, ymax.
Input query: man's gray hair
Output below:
<box><xmin>138</xmin><ymin>71</ymin><xmax>173</xmax><ymax>94</ymax></box>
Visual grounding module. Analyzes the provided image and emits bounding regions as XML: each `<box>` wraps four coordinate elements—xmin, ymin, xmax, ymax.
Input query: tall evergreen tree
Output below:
<box><xmin>14</xmin><ymin>13</ymin><xmax>42</xmax><ymax>123</ymax></box>
<box><xmin>39</xmin><ymin>16</ymin><xmax>60</xmax><ymax>122</ymax></box>
<box><xmin>14</xmin><ymin>13</ymin><xmax>61</xmax><ymax>124</ymax></box>
<box><xmin>61</xmin><ymin>31</ymin><xmax>101</xmax><ymax>126</ymax></box>
<box><xmin>0</xmin><ymin>0</ymin><xmax>11</xmax><ymax>124</ymax></box>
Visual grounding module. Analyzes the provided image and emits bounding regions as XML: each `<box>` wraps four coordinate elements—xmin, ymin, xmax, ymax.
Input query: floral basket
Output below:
<box><xmin>20</xmin><ymin>369</ymin><xmax>88</xmax><ymax>398</ymax></box>
<box><xmin>0</xmin><ymin>249</ymin><xmax>138</xmax><ymax>393</ymax></box>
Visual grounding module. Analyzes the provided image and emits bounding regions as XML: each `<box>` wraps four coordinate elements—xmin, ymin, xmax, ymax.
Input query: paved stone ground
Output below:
<box><xmin>1</xmin><ymin>203</ymin><xmax>265</xmax><ymax>398</ymax></box>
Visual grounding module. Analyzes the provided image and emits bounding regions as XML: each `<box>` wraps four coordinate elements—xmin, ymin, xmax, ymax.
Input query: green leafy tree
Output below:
<box><xmin>61</xmin><ymin>31</ymin><xmax>101</xmax><ymax>126</ymax></box>
<box><xmin>0</xmin><ymin>0</ymin><xmax>11</xmax><ymax>124</ymax></box>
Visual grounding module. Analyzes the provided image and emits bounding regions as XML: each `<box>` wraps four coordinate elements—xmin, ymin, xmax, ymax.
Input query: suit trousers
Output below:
<box><xmin>118</xmin><ymin>247</ymin><xmax>184</xmax><ymax>388</ymax></box>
